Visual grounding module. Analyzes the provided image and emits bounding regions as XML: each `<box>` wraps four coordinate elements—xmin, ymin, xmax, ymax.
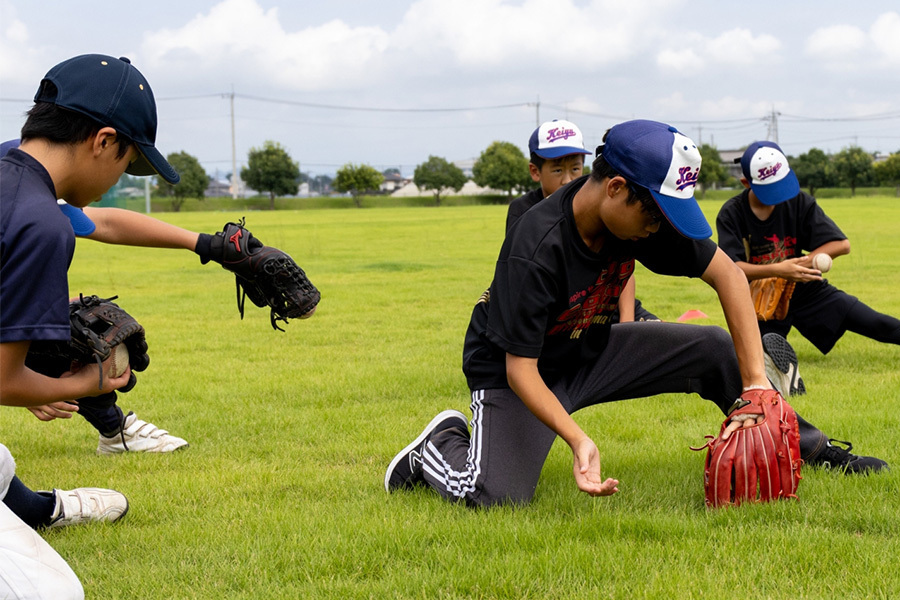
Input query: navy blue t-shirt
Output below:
<box><xmin>0</xmin><ymin>149</ymin><xmax>75</xmax><ymax>343</ymax></box>
<box><xmin>463</xmin><ymin>176</ymin><xmax>717</xmax><ymax>390</ymax></box>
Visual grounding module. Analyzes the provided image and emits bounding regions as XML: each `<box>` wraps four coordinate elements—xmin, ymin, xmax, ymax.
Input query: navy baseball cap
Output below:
<box><xmin>529</xmin><ymin>119</ymin><xmax>592</xmax><ymax>159</ymax></box>
<box><xmin>738</xmin><ymin>141</ymin><xmax>799</xmax><ymax>205</ymax></box>
<box><xmin>35</xmin><ymin>54</ymin><xmax>179</xmax><ymax>184</ymax></box>
<box><xmin>599</xmin><ymin>119</ymin><xmax>711</xmax><ymax>239</ymax></box>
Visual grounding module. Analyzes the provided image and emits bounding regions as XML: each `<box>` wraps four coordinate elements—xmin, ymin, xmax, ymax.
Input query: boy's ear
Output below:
<box><xmin>606</xmin><ymin>175</ymin><xmax>628</xmax><ymax>198</ymax></box>
<box><xmin>528</xmin><ymin>162</ymin><xmax>542</xmax><ymax>183</ymax></box>
<box><xmin>740</xmin><ymin>177</ymin><xmax>750</xmax><ymax>189</ymax></box>
<box><xmin>92</xmin><ymin>127</ymin><xmax>119</xmax><ymax>156</ymax></box>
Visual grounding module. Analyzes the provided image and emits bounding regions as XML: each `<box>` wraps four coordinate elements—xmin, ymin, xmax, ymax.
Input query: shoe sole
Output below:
<box><xmin>762</xmin><ymin>333</ymin><xmax>804</xmax><ymax>396</ymax></box>
<box><xmin>97</xmin><ymin>441</ymin><xmax>190</xmax><ymax>455</ymax></box>
<box><xmin>384</xmin><ymin>409</ymin><xmax>467</xmax><ymax>492</ymax></box>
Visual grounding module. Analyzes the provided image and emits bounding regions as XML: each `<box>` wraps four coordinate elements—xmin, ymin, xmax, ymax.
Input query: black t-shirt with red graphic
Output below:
<box><xmin>716</xmin><ymin>188</ymin><xmax>845</xmax><ymax>266</ymax></box>
<box><xmin>462</xmin><ymin>176</ymin><xmax>717</xmax><ymax>390</ymax></box>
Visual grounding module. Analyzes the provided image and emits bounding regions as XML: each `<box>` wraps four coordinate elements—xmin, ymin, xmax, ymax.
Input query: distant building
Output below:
<box><xmin>380</xmin><ymin>171</ymin><xmax>411</xmax><ymax>193</ymax></box>
<box><xmin>453</xmin><ymin>159</ymin><xmax>476</xmax><ymax>178</ymax></box>
<box><xmin>390</xmin><ymin>180</ymin><xmax>504</xmax><ymax>197</ymax></box>
<box><xmin>719</xmin><ymin>149</ymin><xmax>744</xmax><ymax>181</ymax></box>
<box><xmin>205</xmin><ymin>179</ymin><xmax>231</xmax><ymax>197</ymax></box>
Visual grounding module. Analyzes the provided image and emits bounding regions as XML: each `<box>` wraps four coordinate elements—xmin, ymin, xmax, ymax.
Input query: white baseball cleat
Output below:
<box><xmin>46</xmin><ymin>488</ymin><xmax>129</xmax><ymax>528</ymax></box>
<box><xmin>97</xmin><ymin>412</ymin><xmax>189</xmax><ymax>454</ymax></box>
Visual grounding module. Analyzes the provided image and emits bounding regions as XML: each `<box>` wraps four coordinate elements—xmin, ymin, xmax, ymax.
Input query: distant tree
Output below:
<box><xmin>874</xmin><ymin>151</ymin><xmax>900</xmax><ymax>196</ymax></box>
<box><xmin>241</xmin><ymin>141</ymin><xmax>300</xmax><ymax>209</ymax></box>
<box><xmin>790</xmin><ymin>148</ymin><xmax>834</xmax><ymax>196</ymax></box>
<box><xmin>334</xmin><ymin>163</ymin><xmax>384</xmax><ymax>208</ymax></box>
<box><xmin>414</xmin><ymin>155</ymin><xmax>467</xmax><ymax>206</ymax></box>
<box><xmin>157</xmin><ymin>151</ymin><xmax>209</xmax><ymax>212</ymax></box>
<box><xmin>472</xmin><ymin>141</ymin><xmax>531</xmax><ymax>197</ymax></box>
<box><xmin>696</xmin><ymin>144</ymin><xmax>727</xmax><ymax>196</ymax></box>
<box><xmin>832</xmin><ymin>146</ymin><xmax>874</xmax><ymax>196</ymax></box>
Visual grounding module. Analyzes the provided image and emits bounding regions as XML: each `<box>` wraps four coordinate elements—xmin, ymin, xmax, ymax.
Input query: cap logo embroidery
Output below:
<box><xmin>756</xmin><ymin>163</ymin><xmax>782</xmax><ymax>181</ymax></box>
<box><xmin>675</xmin><ymin>166</ymin><xmax>699</xmax><ymax>191</ymax></box>
<box><xmin>546</xmin><ymin>127</ymin><xmax>576</xmax><ymax>143</ymax></box>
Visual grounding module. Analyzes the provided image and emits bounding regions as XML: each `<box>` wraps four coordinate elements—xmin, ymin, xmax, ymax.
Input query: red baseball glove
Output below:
<box><xmin>693</xmin><ymin>389</ymin><xmax>802</xmax><ymax>508</ymax></box>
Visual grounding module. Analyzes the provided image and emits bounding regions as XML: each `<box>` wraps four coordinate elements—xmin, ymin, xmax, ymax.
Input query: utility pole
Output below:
<box><xmin>766</xmin><ymin>106</ymin><xmax>779</xmax><ymax>144</ymax></box>
<box><xmin>230</xmin><ymin>88</ymin><xmax>238</xmax><ymax>199</ymax></box>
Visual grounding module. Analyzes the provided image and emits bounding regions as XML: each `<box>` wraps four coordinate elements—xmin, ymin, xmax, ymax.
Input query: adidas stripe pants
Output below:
<box><xmin>422</xmin><ymin>322</ymin><xmax>828</xmax><ymax>507</ymax></box>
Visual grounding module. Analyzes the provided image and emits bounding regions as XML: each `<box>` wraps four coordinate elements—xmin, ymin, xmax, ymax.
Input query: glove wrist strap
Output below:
<box><xmin>195</xmin><ymin>233</ymin><xmax>214</xmax><ymax>264</ymax></box>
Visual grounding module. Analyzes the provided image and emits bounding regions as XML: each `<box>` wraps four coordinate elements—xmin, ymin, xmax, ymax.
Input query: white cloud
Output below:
<box><xmin>389</xmin><ymin>0</ymin><xmax>676</xmax><ymax>70</ymax></box>
<box><xmin>870</xmin><ymin>11</ymin><xmax>900</xmax><ymax>62</ymax></box>
<box><xmin>805</xmin><ymin>24</ymin><xmax>867</xmax><ymax>59</ymax></box>
<box><xmin>0</xmin><ymin>1</ymin><xmax>42</xmax><ymax>85</ymax></box>
<box><xmin>657</xmin><ymin>47</ymin><xmax>703</xmax><ymax>70</ymax></box>
<box><xmin>705</xmin><ymin>28</ymin><xmax>780</xmax><ymax>65</ymax></box>
<box><xmin>141</xmin><ymin>0</ymin><xmax>390</xmax><ymax>91</ymax></box>
<box><xmin>806</xmin><ymin>12</ymin><xmax>900</xmax><ymax>68</ymax></box>
<box><xmin>656</xmin><ymin>28</ymin><xmax>780</xmax><ymax>72</ymax></box>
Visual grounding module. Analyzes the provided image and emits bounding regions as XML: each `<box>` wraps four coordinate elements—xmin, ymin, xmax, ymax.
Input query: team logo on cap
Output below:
<box><xmin>675</xmin><ymin>166</ymin><xmax>699</xmax><ymax>191</ymax></box>
<box><xmin>757</xmin><ymin>163</ymin><xmax>783</xmax><ymax>181</ymax></box>
<box><xmin>546</xmin><ymin>126</ymin><xmax>577</xmax><ymax>143</ymax></box>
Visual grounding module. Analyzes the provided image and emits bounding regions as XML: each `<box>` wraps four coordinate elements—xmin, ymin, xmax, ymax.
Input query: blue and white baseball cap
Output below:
<box><xmin>600</xmin><ymin>119</ymin><xmax>710</xmax><ymax>240</ymax></box>
<box><xmin>35</xmin><ymin>54</ymin><xmax>179</xmax><ymax>184</ymax></box>
<box><xmin>739</xmin><ymin>141</ymin><xmax>800</xmax><ymax>205</ymax></box>
<box><xmin>529</xmin><ymin>119</ymin><xmax>592</xmax><ymax>159</ymax></box>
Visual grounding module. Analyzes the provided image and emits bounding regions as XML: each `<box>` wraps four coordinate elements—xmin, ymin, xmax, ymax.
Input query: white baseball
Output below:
<box><xmin>812</xmin><ymin>253</ymin><xmax>832</xmax><ymax>273</ymax></box>
<box><xmin>108</xmin><ymin>344</ymin><xmax>129</xmax><ymax>378</ymax></box>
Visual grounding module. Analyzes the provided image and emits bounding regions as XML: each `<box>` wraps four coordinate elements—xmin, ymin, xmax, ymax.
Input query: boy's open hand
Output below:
<box><xmin>572</xmin><ymin>437</ymin><xmax>619</xmax><ymax>497</ymax></box>
<box><xmin>778</xmin><ymin>257</ymin><xmax>823</xmax><ymax>283</ymax></box>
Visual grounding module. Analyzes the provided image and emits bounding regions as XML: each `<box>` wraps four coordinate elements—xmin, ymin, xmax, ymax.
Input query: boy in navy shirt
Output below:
<box><xmin>1</xmin><ymin>55</ymin><xmax>199</xmax><ymax>453</ymax></box>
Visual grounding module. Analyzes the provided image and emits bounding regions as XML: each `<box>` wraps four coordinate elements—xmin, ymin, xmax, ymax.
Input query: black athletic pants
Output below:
<box><xmin>423</xmin><ymin>322</ymin><xmax>828</xmax><ymax>507</ymax></box>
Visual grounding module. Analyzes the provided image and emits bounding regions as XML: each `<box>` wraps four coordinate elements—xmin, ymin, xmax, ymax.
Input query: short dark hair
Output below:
<box><xmin>529</xmin><ymin>152</ymin><xmax>545</xmax><ymax>170</ymax></box>
<box><xmin>21</xmin><ymin>82</ymin><xmax>133</xmax><ymax>160</ymax></box>
<box><xmin>590</xmin><ymin>152</ymin><xmax>663</xmax><ymax>224</ymax></box>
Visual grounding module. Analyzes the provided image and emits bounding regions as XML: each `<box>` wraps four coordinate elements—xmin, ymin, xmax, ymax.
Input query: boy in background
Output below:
<box><xmin>508</xmin><ymin>119</ymin><xmax>657</xmax><ymax>323</ymax></box>
<box><xmin>716</xmin><ymin>140</ymin><xmax>900</xmax><ymax>355</ymax></box>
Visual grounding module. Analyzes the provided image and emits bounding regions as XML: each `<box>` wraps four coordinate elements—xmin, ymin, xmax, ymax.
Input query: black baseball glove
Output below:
<box><xmin>198</xmin><ymin>218</ymin><xmax>320</xmax><ymax>330</ymax></box>
<box><xmin>25</xmin><ymin>294</ymin><xmax>149</xmax><ymax>393</ymax></box>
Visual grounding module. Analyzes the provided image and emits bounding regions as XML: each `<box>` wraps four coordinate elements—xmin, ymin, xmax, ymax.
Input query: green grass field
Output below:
<box><xmin>5</xmin><ymin>197</ymin><xmax>899</xmax><ymax>599</ymax></box>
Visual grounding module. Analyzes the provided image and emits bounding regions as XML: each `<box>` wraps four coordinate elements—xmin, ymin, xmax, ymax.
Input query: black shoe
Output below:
<box><xmin>806</xmin><ymin>439</ymin><xmax>889</xmax><ymax>474</ymax></box>
<box><xmin>762</xmin><ymin>333</ymin><xmax>806</xmax><ymax>396</ymax></box>
<box><xmin>384</xmin><ymin>410</ymin><xmax>469</xmax><ymax>492</ymax></box>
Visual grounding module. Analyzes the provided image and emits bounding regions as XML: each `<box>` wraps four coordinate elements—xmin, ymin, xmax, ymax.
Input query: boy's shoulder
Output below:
<box><xmin>1</xmin><ymin>149</ymin><xmax>55</xmax><ymax>200</ymax></box>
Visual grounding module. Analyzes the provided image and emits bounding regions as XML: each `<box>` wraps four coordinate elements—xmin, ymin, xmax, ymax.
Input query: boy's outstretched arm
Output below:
<box><xmin>83</xmin><ymin>207</ymin><xmax>200</xmax><ymax>250</ymax></box>
<box><xmin>506</xmin><ymin>354</ymin><xmax>619</xmax><ymax>497</ymax></box>
<box><xmin>701</xmin><ymin>248</ymin><xmax>770</xmax><ymax>390</ymax></box>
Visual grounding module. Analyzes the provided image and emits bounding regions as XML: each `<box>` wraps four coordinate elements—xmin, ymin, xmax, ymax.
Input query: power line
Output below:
<box><xmin>234</xmin><ymin>93</ymin><xmax>532</xmax><ymax>113</ymax></box>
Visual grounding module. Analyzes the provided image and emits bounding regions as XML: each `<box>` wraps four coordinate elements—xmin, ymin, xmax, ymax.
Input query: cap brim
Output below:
<box><xmin>650</xmin><ymin>190</ymin><xmax>712</xmax><ymax>240</ymax></box>
<box><xmin>58</xmin><ymin>202</ymin><xmax>96</xmax><ymax>236</ymax></box>
<box><xmin>750</xmin><ymin>173</ymin><xmax>800</xmax><ymax>206</ymax></box>
<box><xmin>127</xmin><ymin>143</ymin><xmax>180</xmax><ymax>184</ymax></box>
<box><xmin>534</xmin><ymin>147</ymin><xmax>592</xmax><ymax>159</ymax></box>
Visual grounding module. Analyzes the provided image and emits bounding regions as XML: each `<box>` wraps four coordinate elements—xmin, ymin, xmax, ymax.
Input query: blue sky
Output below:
<box><xmin>2</xmin><ymin>0</ymin><xmax>899</xmax><ymax>178</ymax></box>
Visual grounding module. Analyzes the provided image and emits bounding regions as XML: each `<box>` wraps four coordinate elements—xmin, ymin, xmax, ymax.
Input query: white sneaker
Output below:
<box><xmin>97</xmin><ymin>412</ymin><xmax>189</xmax><ymax>455</ymax></box>
<box><xmin>46</xmin><ymin>487</ymin><xmax>129</xmax><ymax>528</ymax></box>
